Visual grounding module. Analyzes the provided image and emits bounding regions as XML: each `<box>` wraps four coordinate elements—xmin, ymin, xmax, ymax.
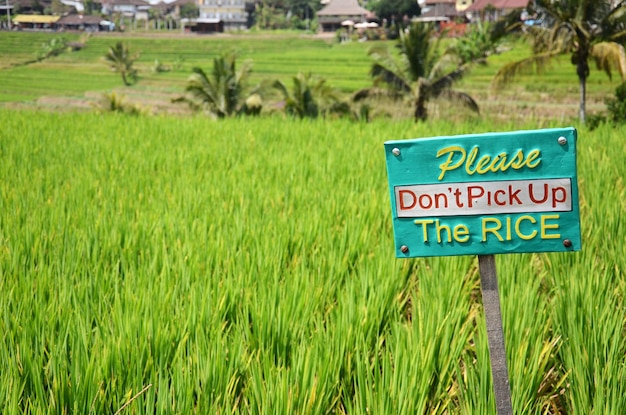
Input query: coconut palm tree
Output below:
<box><xmin>354</xmin><ymin>22</ymin><xmax>479</xmax><ymax>122</ymax></box>
<box><xmin>176</xmin><ymin>52</ymin><xmax>261</xmax><ymax>118</ymax></box>
<box><xmin>272</xmin><ymin>72</ymin><xmax>346</xmax><ymax>119</ymax></box>
<box><xmin>492</xmin><ymin>0</ymin><xmax>626</xmax><ymax>123</ymax></box>
<box><xmin>104</xmin><ymin>42</ymin><xmax>138</xmax><ymax>86</ymax></box>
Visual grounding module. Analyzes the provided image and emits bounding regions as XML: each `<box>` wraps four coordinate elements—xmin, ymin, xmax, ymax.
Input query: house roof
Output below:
<box><xmin>466</xmin><ymin>0</ymin><xmax>529</xmax><ymax>12</ymax></box>
<box><xmin>13</xmin><ymin>14</ymin><xmax>60</xmax><ymax>23</ymax></box>
<box><xmin>101</xmin><ymin>0</ymin><xmax>150</xmax><ymax>6</ymax></box>
<box><xmin>316</xmin><ymin>0</ymin><xmax>369</xmax><ymax>17</ymax></box>
<box><xmin>150</xmin><ymin>1</ymin><xmax>170</xmax><ymax>11</ymax></box>
<box><xmin>56</xmin><ymin>14</ymin><xmax>103</xmax><ymax>24</ymax></box>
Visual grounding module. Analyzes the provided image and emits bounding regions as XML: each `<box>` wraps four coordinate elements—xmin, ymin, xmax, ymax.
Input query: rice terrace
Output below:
<box><xmin>1</xmin><ymin>4</ymin><xmax>626</xmax><ymax>414</ymax></box>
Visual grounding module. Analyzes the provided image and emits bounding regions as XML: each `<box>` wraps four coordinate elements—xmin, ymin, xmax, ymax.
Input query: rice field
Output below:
<box><xmin>0</xmin><ymin>32</ymin><xmax>374</xmax><ymax>103</ymax></box>
<box><xmin>0</xmin><ymin>109</ymin><xmax>624</xmax><ymax>413</ymax></box>
<box><xmin>0</xmin><ymin>31</ymin><xmax>620</xmax><ymax>121</ymax></box>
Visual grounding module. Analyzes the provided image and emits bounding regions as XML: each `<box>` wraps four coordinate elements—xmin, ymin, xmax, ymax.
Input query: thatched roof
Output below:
<box><xmin>316</xmin><ymin>0</ymin><xmax>369</xmax><ymax>17</ymax></box>
<box><xmin>56</xmin><ymin>14</ymin><xmax>102</xmax><ymax>24</ymax></box>
<box><xmin>13</xmin><ymin>14</ymin><xmax>59</xmax><ymax>23</ymax></box>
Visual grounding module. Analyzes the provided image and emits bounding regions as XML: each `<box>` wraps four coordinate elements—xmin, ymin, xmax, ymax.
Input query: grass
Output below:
<box><xmin>0</xmin><ymin>109</ymin><xmax>624</xmax><ymax>413</ymax></box>
<box><xmin>0</xmin><ymin>32</ymin><xmax>375</xmax><ymax>104</ymax></box>
<box><xmin>1</xmin><ymin>31</ymin><xmax>622</xmax><ymax>122</ymax></box>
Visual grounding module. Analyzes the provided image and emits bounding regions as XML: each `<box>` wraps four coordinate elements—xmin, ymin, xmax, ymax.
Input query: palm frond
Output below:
<box><xmin>371</xmin><ymin>63</ymin><xmax>412</xmax><ymax>93</ymax></box>
<box><xmin>430</xmin><ymin>67</ymin><xmax>467</xmax><ymax>96</ymax></box>
<box><xmin>352</xmin><ymin>88</ymin><xmax>372</xmax><ymax>101</ymax></box>
<box><xmin>271</xmin><ymin>79</ymin><xmax>290</xmax><ymax>100</ymax></box>
<box><xmin>437</xmin><ymin>89</ymin><xmax>480</xmax><ymax>114</ymax></box>
<box><xmin>429</xmin><ymin>54</ymin><xmax>464</xmax><ymax>80</ymax></box>
<box><xmin>368</xmin><ymin>44</ymin><xmax>412</xmax><ymax>92</ymax></box>
<box><xmin>398</xmin><ymin>22</ymin><xmax>438</xmax><ymax>80</ymax></box>
<box><xmin>591</xmin><ymin>41</ymin><xmax>626</xmax><ymax>81</ymax></box>
<box><xmin>491</xmin><ymin>51</ymin><xmax>559</xmax><ymax>90</ymax></box>
<box><xmin>550</xmin><ymin>23</ymin><xmax>577</xmax><ymax>53</ymax></box>
<box><xmin>606</xmin><ymin>1</ymin><xmax>626</xmax><ymax>24</ymax></box>
<box><xmin>367</xmin><ymin>44</ymin><xmax>400</xmax><ymax>72</ymax></box>
<box><xmin>536</xmin><ymin>0</ymin><xmax>568</xmax><ymax>23</ymax></box>
<box><xmin>186</xmin><ymin>67</ymin><xmax>218</xmax><ymax>107</ymax></box>
<box><xmin>352</xmin><ymin>87</ymin><xmax>404</xmax><ymax>102</ymax></box>
<box><xmin>604</xmin><ymin>4</ymin><xmax>626</xmax><ymax>43</ymax></box>
<box><xmin>488</xmin><ymin>10</ymin><xmax>524</xmax><ymax>42</ymax></box>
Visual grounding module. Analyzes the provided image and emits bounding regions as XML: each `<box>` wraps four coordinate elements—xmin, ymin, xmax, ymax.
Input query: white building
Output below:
<box><xmin>198</xmin><ymin>0</ymin><xmax>247</xmax><ymax>30</ymax></box>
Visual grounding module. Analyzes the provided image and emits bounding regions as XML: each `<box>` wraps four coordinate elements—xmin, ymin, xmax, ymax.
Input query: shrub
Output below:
<box><xmin>605</xmin><ymin>81</ymin><xmax>626</xmax><ymax>124</ymax></box>
<box><xmin>588</xmin><ymin>81</ymin><xmax>626</xmax><ymax>130</ymax></box>
<box><xmin>94</xmin><ymin>92</ymin><xmax>147</xmax><ymax>115</ymax></box>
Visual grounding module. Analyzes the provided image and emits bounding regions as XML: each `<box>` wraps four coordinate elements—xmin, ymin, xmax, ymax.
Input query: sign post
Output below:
<box><xmin>479</xmin><ymin>254</ymin><xmax>513</xmax><ymax>414</ymax></box>
<box><xmin>384</xmin><ymin>128</ymin><xmax>581</xmax><ymax>413</ymax></box>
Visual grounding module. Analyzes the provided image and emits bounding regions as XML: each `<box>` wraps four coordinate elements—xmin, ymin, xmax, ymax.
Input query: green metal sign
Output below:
<box><xmin>384</xmin><ymin>128</ymin><xmax>581</xmax><ymax>258</ymax></box>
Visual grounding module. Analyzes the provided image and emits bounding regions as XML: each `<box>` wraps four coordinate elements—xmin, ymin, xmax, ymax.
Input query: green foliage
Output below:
<box><xmin>605</xmin><ymin>81</ymin><xmax>626</xmax><ymax>124</ymax></box>
<box><xmin>587</xmin><ymin>81</ymin><xmax>626</xmax><ymax>129</ymax></box>
<box><xmin>151</xmin><ymin>59</ymin><xmax>170</xmax><ymax>73</ymax></box>
<box><xmin>172</xmin><ymin>55</ymin><xmax>186</xmax><ymax>72</ymax></box>
<box><xmin>37</xmin><ymin>37</ymin><xmax>69</xmax><ymax>61</ymax></box>
<box><xmin>272</xmin><ymin>72</ymin><xmax>345</xmax><ymax>118</ymax></box>
<box><xmin>357</xmin><ymin>22</ymin><xmax>478</xmax><ymax>121</ymax></box>
<box><xmin>253</xmin><ymin>0</ymin><xmax>319</xmax><ymax>30</ymax></box>
<box><xmin>368</xmin><ymin>0</ymin><xmax>420</xmax><ymax>27</ymax></box>
<box><xmin>179</xmin><ymin>2</ymin><xmax>199</xmax><ymax>18</ymax></box>
<box><xmin>396</xmin><ymin>21</ymin><xmax>440</xmax><ymax>80</ymax></box>
<box><xmin>104</xmin><ymin>41</ymin><xmax>139</xmax><ymax>86</ymax></box>
<box><xmin>49</xmin><ymin>0</ymin><xmax>71</xmax><ymax>15</ymax></box>
<box><xmin>94</xmin><ymin>91</ymin><xmax>147</xmax><ymax>115</ymax></box>
<box><xmin>446</xmin><ymin>21</ymin><xmax>503</xmax><ymax>65</ymax></box>
<box><xmin>175</xmin><ymin>51</ymin><xmax>260</xmax><ymax>118</ymax></box>
<box><xmin>83</xmin><ymin>0</ymin><xmax>97</xmax><ymax>15</ymax></box>
<box><xmin>21</xmin><ymin>0</ymin><xmax>45</xmax><ymax>14</ymax></box>
<box><xmin>493</xmin><ymin>0</ymin><xmax>626</xmax><ymax>123</ymax></box>
<box><xmin>254</xmin><ymin>3</ymin><xmax>290</xmax><ymax>30</ymax></box>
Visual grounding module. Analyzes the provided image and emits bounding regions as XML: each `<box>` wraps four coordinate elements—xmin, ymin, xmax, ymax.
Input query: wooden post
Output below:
<box><xmin>478</xmin><ymin>255</ymin><xmax>513</xmax><ymax>415</ymax></box>
<box><xmin>6</xmin><ymin>0</ymin><xmax>11</xmax><ymax>30</ymax></box>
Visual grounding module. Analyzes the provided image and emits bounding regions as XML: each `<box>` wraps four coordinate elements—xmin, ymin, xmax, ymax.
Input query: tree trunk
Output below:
<box><xmin>414</xmin><ymin>97</ymin><xmax>427</xmax><ymax>121</ymax></box>
<box><xmin>579</xmin><ymin>76</ymin><xmax>586</xmax><ymax>124</ymax></box>
<box><xmin>575</xmin><ymin>44</ymin><xmax>589</xmax><ymax>124</ymax></box>
<box><xmin>414</xmin><ymin>81</ymin><xmax>428</xmax><ymax>122</ymax></box>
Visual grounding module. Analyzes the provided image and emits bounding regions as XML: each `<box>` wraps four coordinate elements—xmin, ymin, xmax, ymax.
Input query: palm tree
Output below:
<box><xmin>354</xmin><ymin>22</ymin><xmax>479</xmax><ymax>122</ymax></box>
<box><xmin>104</xmin><ymin>42</ymin><xmax>138</xmax><ymax>86</ymax></box>
<box><xmin>272</xmin><ymin>72</ymin><xmax>345</xmax><ymax>119</ymax></box>
<box><xmin>176</xmin><ymin>52</ymin><xmax>260</xmax><ymax>118</ymax></box>
<box><xmin>492</xmin><ymin>0</ymin><xmax>626</xmax><ymax>123</ymax></box>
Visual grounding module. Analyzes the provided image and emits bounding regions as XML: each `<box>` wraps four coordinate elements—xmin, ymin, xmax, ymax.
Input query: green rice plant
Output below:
<box><xmin>346</xmin><ymin>256</ymin><xmax>479</xmax><ymax>414</ymax></box>
<box><xmin>540</xmin><ymin>123</ymin><xmax>626</xmax><ymax>414</ymax></box>
<box><xmin>496</xmin><ymin>254</ymin><xmax>567</xmax><ymax>414</ymax></box>
<box><xmin>0</xmin><ymin>109</ymin><xmax>625</xmax><ymax>414</ymax></box>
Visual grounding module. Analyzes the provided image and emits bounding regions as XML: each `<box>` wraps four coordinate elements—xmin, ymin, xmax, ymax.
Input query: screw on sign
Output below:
<box><xmin>384</xmin><ymin>128</ymin><xmax>581</xmax><ymax>415</ymax></box>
